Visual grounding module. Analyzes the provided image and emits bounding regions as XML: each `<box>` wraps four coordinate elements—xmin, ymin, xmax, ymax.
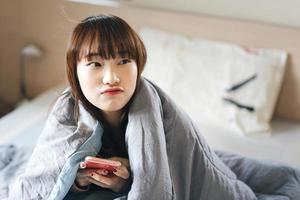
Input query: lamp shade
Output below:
<box><xmin>21</xmin><ymin>44</ymin><xmax>43</xmax><ymax>57</ymax></box>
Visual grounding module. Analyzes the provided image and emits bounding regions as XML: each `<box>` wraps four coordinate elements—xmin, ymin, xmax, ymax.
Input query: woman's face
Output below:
<box><xmin>77</xmin><ymin>54</ymin><xmax>138</xmax><ymax>114</ymax></box>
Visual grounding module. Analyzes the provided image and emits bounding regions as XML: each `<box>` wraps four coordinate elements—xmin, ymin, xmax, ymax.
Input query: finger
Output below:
<box><xmin>113</xmin><ymin>166</ymin><xmax>130</xmax><ymax>179</ymax></box>
<box><xmin>96</xmin><ymin>169</ymin><xmax>109</xmax><ymax>176</ymax></box>
<box><xmin>90</xmin><ymin>172</ymin><xmax>113</xmax><ymax>186</ymax></box>
<box><xmin>87</xmin><ymin>177</ymin><xmax>108</xmax><ymax>188</ymax></box>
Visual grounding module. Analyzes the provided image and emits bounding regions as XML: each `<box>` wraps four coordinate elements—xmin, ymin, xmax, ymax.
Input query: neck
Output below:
<box><xmin>102</xmin><ymin>110</ymin><xmax>125</xmax><ymax>128</ymax></box>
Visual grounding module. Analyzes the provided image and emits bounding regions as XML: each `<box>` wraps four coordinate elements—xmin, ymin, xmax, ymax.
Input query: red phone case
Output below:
<box><xmin>83</xmin><ymin>157</ymin><xmax>121</xmax><ymax>173</ymax></box>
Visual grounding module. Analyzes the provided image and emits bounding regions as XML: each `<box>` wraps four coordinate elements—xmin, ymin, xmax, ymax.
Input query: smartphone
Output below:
<box><xmin>81</xmin><ymin>156</ymin><xmax>122</xmax><ymax>173</ymax></box>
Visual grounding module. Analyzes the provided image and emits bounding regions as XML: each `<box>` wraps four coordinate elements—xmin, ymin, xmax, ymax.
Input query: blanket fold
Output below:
<box><xmin>3</xmin><ymin>77</ymin><xmax>300</xmax><ymax>200</ymax></box>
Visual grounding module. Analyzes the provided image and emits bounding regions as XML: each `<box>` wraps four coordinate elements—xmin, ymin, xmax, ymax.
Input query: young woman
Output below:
<box><xmin>64</xmin><ymin>15</ymin><xmax>146</xmax><ymax>198</ymax></box>
<box><xmin>9</xmin><ymin>15</ymin><xmax>299</xmax><ymax>200</ymax></box>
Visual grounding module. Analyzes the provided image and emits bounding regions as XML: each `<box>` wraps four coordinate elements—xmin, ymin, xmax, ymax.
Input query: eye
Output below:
<box><xmin>86</xmin><ymin>62</ymin><xmax>102</xmax><ymax>67</ymax></box>
<box><xmin>119</xmin><ymin>59</ymin><xmax>131</xmax><ymax>65</ymax></box>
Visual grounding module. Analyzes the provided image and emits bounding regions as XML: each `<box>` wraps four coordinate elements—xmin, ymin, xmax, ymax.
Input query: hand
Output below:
<box><xmin>75</xmin><ymin>156</ymin><xmax>131</xmax><ymax>193</ymax></box>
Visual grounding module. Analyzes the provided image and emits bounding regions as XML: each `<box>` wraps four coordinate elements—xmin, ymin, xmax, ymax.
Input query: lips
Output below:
<box><xmin>101</xmin><ymin>87</ymin><xmax>124</xmax><ymax>95</ymax></box>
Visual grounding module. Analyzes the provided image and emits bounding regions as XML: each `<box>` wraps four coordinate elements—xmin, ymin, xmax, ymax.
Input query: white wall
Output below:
<box><xmin>70</xmin><ymin>0</ymin><xmax>300</xmax><ymax>28</ymax></box>
<box><xmin>0</xmin><ymin>0</ymin><xmax>22</xmax><ymax>102</ymax></box>
<box><xmin>100</xmin><ymin>0</ymin><xmax>300</xmax><ymax>28</ymax></box>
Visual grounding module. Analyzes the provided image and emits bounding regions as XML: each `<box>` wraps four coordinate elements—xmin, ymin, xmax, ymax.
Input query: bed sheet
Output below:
<box><xmin>198</xmin><ymin>115</ymin><xmax>300</xmax><ymax>168</ymax></box>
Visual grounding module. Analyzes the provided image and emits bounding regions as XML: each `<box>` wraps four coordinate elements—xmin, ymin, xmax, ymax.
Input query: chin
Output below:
<box><xmin>99</xmin><ymin>104</ymin><xmax>126</xmax><ymax>113</ymax></box>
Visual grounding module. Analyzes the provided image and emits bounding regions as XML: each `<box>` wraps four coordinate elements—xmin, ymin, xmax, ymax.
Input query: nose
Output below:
<box><xmin>102</xmin><ymin>65</ymin><xmax>120</xmax><ymax>85</ymax></box>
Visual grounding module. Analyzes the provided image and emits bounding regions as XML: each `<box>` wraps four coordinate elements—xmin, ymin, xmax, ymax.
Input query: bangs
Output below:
<box><xmin>74</xmin><ymin>17</ymin><xmax>138</xmax><ymax>61</ymax></box>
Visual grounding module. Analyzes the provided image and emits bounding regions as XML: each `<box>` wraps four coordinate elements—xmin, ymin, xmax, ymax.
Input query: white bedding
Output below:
<box><xmin>0</xmin><ymin>84</ymin><xmax>66</xmax><ymax>148</ymax></box>
<box><xmin>0</xmin><ymin>84</ymin><xmax>299</xmax><ymax>169</ymax></box>
<box><xmin>198</xmin><ymin>115</ymin><xmax>300</xmax><ymax>168</ymax></box>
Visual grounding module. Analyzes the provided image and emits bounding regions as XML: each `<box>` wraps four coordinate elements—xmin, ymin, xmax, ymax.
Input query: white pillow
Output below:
<box><xmin>140</xmin><ymin>27</ymin><xmax>287</xmax><ymax>135</ymax></box>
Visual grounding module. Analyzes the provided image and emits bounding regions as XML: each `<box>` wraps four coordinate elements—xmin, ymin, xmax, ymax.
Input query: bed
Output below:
<box><xmin>1</xmin><ymin>3</ymin><xmax>300</xmax><ymax>167</ymax></box>
<box><xmin>0</xmin><ymin>4</ymin><xmax>300</xmax><ymax>199</ymax></box>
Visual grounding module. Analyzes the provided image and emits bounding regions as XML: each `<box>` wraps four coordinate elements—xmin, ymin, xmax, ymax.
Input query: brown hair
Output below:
<box><xmin>66</xmin><ymin>15</ymin><xmax>147</xmax><ymax>121</ymax></box>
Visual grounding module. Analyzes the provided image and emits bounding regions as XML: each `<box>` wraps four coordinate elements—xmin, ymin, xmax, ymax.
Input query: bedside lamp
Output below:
<box><xmin>19</xmin><ymin>44</ymin><xmax>43</xmax><ymax>101</ymax></box>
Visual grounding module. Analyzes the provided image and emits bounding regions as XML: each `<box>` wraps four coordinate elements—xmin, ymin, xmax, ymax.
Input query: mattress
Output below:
<box><xmin>0</xmin><ymin>84</ymin><xmax>299</xmax><ymax>169</ymax></box>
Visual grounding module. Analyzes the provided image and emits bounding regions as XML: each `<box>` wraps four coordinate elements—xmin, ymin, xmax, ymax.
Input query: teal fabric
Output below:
<box><xmin>49</xmin><ymin>122</ymin><xmax>103</xmax><ymax>200</ymax></box>
<box><xmin>8</xmin><ymin>88</ymin><xmax>102</xmax><ymax>199</ymax></box>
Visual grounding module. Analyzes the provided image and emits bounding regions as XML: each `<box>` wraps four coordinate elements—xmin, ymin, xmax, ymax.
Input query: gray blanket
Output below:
<box><xmin>1</xmin><ymin>78</ymin><xmax>300</xmax><ymax>199</ymax></box>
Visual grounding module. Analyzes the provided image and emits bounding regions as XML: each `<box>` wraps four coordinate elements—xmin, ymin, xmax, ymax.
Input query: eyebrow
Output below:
<box><xmin>84</xmin><ymin>51</ymin><xmax>130</xmax><ymax>60</ymax></box>
<box><xmin>84</xmin><ymin>53</ymin><xmax>101</xmax><ymax>59</ymax></box>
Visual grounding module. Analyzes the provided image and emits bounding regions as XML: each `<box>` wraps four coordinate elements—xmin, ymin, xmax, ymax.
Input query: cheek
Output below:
<box><xmin>128</xmin><ymin>65</ymin><xmax>138</xmax><ymax>83</ymax></box>
<box><xmin>127</xmin><ymin>68</ymin><xmax>138</xmax><ymax>93</ymax></box>
<box><xmin>77</xmin><ymin>68</ymin><xmax>96</xmax><ymax>97</ymax></box>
